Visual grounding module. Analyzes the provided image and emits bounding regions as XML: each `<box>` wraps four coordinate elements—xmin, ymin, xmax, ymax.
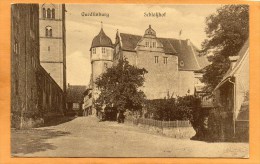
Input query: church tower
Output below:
<box><xmin>90</xmin><ymin>23</ymin><xmax>114</xmax><ymax>100</ymax></box>
<box><xmin>39</xmin><ymin>4</ymin><xmax>66</xmax><ymax>92</ymax></box>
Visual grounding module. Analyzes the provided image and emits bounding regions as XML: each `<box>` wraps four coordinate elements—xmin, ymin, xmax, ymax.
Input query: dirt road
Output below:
<box><xmin>11</xmin><ymin>116</ymin><xmax>249</xmax><ymax>157</ymax></box>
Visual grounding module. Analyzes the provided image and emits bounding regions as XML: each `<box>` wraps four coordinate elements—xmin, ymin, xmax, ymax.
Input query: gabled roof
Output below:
<box><xmin>214</xmin><ymin>39</ymin><xmax>249</xmax><ymax>90</ymax></box>
<box><xmin>67</xmin><ymin>85</ymin><xmax>87</xmax><ymax>103</ymax></box>
<box><xmin>119</xmin><ymin>33</ymin><xmax>209</xmax><ymax>71</ymax></box>
<box><xmin>222</xmin><ymin>40</ymin><xmax>249</xmax><ymax>80</ymax></box>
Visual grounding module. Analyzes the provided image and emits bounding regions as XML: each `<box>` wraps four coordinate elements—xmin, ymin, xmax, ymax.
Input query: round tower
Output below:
<box><xmin>90</xmin><ymin>23</ymin><xmax>114</xmax><ymax>100</ymax></box>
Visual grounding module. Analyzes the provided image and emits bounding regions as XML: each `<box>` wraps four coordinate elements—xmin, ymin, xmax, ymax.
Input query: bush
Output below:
<box><xmin>143</xmin><ymin>95</ymin><xmax>209</xmax><ymax>139</ymax></box>
<box><xmin>144</xmin><ymin>96</ymin><xmax>201</xmax><ymax>121</ymax></box>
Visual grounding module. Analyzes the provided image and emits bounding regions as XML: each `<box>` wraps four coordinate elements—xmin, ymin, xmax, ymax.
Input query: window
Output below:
<box><xmin>52</xmin><ymin>9</ymin><xmax>55</xmax><ymax>19</ymax></box>
<box><xmin>152</xmin><ymin>42</ymin><xmax>156</xmax><ymax>48</ymax></box>
<box><xmin>145</xmin><ymin>42</ymin><xmax>149</xmax><ymax>47</ymax></box>
<box><xmin>92</xmin><ymin>48</ymin><xmax>96</xmax><ymax>54</ymax></box>
<box><xmin>45</xmin><ymin>26</ymin><xmax>52</xmax><ymax>37</ymax></box>
<box><xmin>43</xmin><ymin>8</ymin><xmax>46</xmax><ymax>18</ymax></box>
<box><xmin>48</xmin><ymin>46</ymin><xmax>50</xmax><ymax>51</ymax></box>
<box><xmin>47</xmin><ymin>8</ymin><xmax>51</xmax><ymax>18</ymax></box>
<box><xmin>102</xmin><ymin>47</ymin><xmax>106</xmax><ymax>53</ymax></box>
<box><xmin>73</xmin><ymin>103</ymin><xmax>79</xmax><ymax>109</ymax></box>
<box><xmin>163</xmin><ymin>57</ymin><xmax>168</xmax><ymax>64</ymax></box>
<box><xmin>154</xmin><ymin>56</ymin><xmax>159</xmax><ymax>63</ymax></box>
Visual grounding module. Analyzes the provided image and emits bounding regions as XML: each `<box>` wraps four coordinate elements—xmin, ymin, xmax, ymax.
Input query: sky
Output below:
<box><xmin>65</xmin><ymin>4</ymin><xmax>222</xmax><ymax>86</ymax></box>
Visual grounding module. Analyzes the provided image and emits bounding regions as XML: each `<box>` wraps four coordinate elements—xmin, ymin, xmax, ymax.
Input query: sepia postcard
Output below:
<box><xmin>1</xmin><ymin>1</ymin><xmax>260</xmax><ymax>164</ymax></box>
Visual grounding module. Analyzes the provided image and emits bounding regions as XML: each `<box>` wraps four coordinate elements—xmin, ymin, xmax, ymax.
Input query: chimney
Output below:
<box><xmin>229</xmin><ymin>56</ymin><xmax>240</xmax><ymax>69</ymax></box>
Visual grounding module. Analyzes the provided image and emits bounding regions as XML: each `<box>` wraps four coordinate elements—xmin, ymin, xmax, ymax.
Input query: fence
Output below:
<box><xmin>125</xmin><ymin>117</ymin><xmax>192</xmax><ymax>128</ymax></box>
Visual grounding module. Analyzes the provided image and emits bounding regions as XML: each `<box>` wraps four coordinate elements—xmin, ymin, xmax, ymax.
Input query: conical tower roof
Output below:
<box><xmin>91</xmin><ymin>26</ymin><xmax>113</xmax><ymax>49</ymax></box>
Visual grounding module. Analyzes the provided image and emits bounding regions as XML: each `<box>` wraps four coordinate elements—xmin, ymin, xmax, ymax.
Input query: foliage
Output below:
<box><xmin>144</xmin><ymin>98</ymin><xmax>177</xmax><ymax>121</ymax></box>
<box><xmin>95</xmin><ymin>58</ymin><xmax>148</xmax><ymax>113</ymax></box>
<box><xmin>200</xmin><ymin>5</ymin><xmax>249</xmax><ymax>91</ymax></box>
<box><xmin>144</xmin><ymin>95</ymin><xmax>202</xmax><ymax>126</ymax></box>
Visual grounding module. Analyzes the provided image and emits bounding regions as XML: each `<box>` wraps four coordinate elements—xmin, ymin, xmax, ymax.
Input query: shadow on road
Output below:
<box><xmin>42</xmin><ymin>116</ymin><xmax>76</xmax><ymax>127</ymax></box>
<box><xmin>11</xmin><ymin>129</ymin><xmax>70</xmax><ymax>155</ymax></box>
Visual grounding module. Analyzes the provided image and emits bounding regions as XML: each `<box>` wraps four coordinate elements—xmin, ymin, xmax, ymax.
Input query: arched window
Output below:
<box><xmin>52</xmin><ymin>9</ymin><xmax>55</xmax><ymax>19</ymax></box>
<box><xmin>47</xmin><ymin>8</ymin><xmax>51</xmax><ymax>18</ymax></box>
<box><xmin>43</xmin><ymin>8</ymin><xmax>46</xmax><ymax>18</ymax></box>
<box><xmin>45</xmin><ymin>26</ymin><xmax>52</xmax><ymax>37</ymax></box>
<box><xmin>49</xmin><ymin>29</ymin><xmax>52</xmax><ymax>37</ymax></box>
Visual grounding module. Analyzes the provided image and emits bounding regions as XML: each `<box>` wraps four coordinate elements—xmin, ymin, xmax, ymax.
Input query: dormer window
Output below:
<box><xmin>92</xmin><ymin>48</ymin><xmax>96</xmax><ymax>54</ymax></box>
<box><xmin>102</xmin><ymin>47</ymin><xmax>106</xmax><ymax>53</ymax></box>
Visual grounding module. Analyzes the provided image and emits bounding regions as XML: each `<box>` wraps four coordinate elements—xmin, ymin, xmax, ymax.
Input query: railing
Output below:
<box><xmin>125</xmin><ymin>117</ymin><xmax>192</xmax><ymax>128</ymax></box>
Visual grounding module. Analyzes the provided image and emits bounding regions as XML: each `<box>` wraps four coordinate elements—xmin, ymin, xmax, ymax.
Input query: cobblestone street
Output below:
<box><xmin>11</xmin><ymin>117</ymin><xmax>249</xmax><ymax>158</ymax></box>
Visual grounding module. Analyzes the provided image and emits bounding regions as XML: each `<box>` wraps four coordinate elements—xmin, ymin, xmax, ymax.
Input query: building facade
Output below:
<box><xmin>66</xmin><ymin>84</ymin><xmax>87</xmax><ymax>116</ymax></box>
<box><xmin>83</xmin><ymin>88</ymin><xmax>93</xmax><ymax>116</ymax></box>
<box><xmin>114</xmin><ymin>25</ymin><xmax>209</xmax><ymax>99</ymax></box>
<box><xmin>11</xmin><ymin>4</ymin><xmax>65</xmax><ymax>129</ymax></box>
<box><xmin>39</xmin><ymin>4</ymin><xmax>66</xmax><ymax>92</ymax></box>
<box><xmin>85</xmin><ymin>24</ymin><xmax>210</xmax><ymax>116</ymax></box>
<box><xmin>212</xmin><ymin>40</ymin><xmax>249</xmax><ymax>141</ymax></box>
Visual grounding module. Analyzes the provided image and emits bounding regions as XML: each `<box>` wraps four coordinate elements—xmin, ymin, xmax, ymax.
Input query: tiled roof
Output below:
<box><xmin>67</xmin><ymin>85</ymin><xmax>87</xmax><ymax>103</ymax></box>
<box><xmin>120</xmin><ymin>33</ymin><xmax>142</xmax><ymax>52</ymax></box>
<box><xmin>91</xmin><ymin>28</ymin><xmax>113</xmax><ymax>49</ymax></box>
<box><xmin>119</xmin><ymin>33</ymin><xmax>209</xmax><ymax>70</ymax></box>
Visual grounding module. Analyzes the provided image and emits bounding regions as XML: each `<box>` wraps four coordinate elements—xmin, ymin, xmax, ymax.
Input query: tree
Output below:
<box><xmin>95</xmin><ymin>59</ymin><xmax>148</xmax><ymax>115</ymax></box>
<box><xmin>200</xmin><ymin>5</ymin><xmax>249</xmax><ymax>91</ymax></box>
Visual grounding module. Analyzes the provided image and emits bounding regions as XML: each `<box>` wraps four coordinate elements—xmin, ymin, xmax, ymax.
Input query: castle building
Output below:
<box><xmin>114</xmin><ymin>25</ymin><xmax>209</xmax><ymax>99</ymax></box>
<box><xmin>11</xmin><ymin>4</ymin><xmax>65</xmax><ymax>128</ymax></box>
<box><xmin>90</xmin><ymin>25</ymin><xmax>114</xmax><ymax>100</ymax></box>
<box><xmin>85</xmin><ymin>24</ymin><xmax>209</xmax><ymax>115</ymax></box>
<box><xmin>39</xmin><ymin>4</ymin><xmax>66</xmax><ymax>92</ymax></box>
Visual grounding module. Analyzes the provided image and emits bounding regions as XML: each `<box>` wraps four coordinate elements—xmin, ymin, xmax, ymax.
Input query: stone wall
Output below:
<box><xmin>137</xmin><ymin>124</ymin><xmax>196</xmax><ymax>139</ymax></box>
